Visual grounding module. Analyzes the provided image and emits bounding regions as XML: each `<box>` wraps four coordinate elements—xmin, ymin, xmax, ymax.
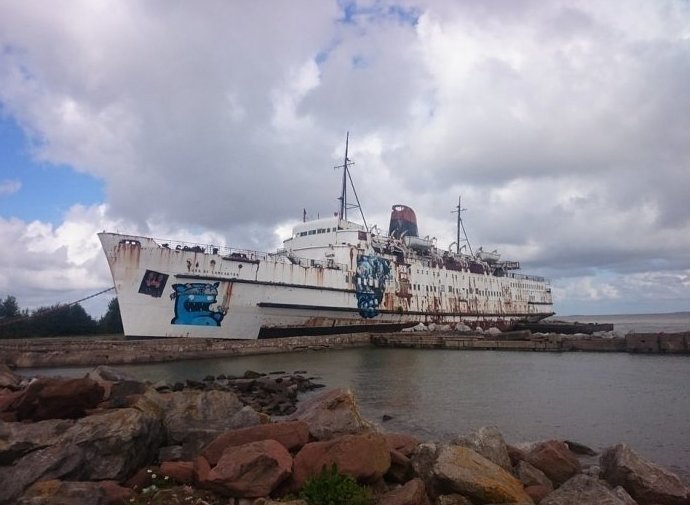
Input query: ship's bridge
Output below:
<box><xmin>283</xmin><ymin>217</ymin><xmax>367</xmax><ymax>261</ymax></box>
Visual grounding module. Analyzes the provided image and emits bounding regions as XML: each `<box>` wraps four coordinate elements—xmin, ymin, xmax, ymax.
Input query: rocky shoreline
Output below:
<box><xmin>1</xmin><ymin>364</ymin><xmax>689</xmax><ymax>505</ymax></box>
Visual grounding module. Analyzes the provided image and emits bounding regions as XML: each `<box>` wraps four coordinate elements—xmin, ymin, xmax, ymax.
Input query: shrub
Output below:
<box><xmin>299</xmin><ymin>464</ymin><xmax>372</xmax><ymax>505</ymax></box>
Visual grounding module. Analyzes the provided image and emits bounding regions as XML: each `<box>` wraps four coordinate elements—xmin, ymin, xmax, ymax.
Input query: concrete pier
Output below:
<box><xmin>0</xmin><ymin>331</ymin><xmax>688</xmax><ymax>368</ymax></box>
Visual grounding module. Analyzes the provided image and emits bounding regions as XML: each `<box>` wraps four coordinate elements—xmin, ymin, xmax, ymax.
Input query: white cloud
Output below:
<box><xmin>0</xmin><ymin>179</ymin><xmax>21</xmax><ymax>196</ymax></box>
<box><xmin>0</xmin><ymin>0</ymin><xmax>689</xmax><ymax>316</ymax></box>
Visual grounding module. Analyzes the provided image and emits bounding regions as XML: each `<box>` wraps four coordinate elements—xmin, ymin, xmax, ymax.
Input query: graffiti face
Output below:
<box><xmin>170</xmin><ymin>282</ymin><xmax>226</xmax><ymax>326</ymax></box>
<box><xmin>138</xmin><ymin>270</ymin><xmax>168</xmax><ymax>298</ymax></box>
<box><xmin>354</xmin><ymin>255</ymin><xmax>391</xmax><ymax>318</ymax></box>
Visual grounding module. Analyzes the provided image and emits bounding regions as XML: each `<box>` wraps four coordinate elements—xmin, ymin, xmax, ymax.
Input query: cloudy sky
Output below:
<box><xmin>1</xmin><ymin>0</ymin><xmax>689</xmax><ymax>317</ymax></box>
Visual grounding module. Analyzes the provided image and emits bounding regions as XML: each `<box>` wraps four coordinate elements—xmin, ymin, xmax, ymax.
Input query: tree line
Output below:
<box><xmin>0</xmin><ymin>295</ymin><xmax>123</xmax><ymax>338</ymax></box>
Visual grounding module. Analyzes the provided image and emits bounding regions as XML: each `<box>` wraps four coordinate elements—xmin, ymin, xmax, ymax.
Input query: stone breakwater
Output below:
<box><xmin>1</xmin><ymin>330</ymin><xmax>689</xmax><ymax>369</ymax></box>
<box><xmin>1</xmin><ymin>365</ymin><xmax>689</xmax><ymax>505</ymax></box>
<box><xmin>0</xmin><ymin>333</ymin><xmax>372</xmax><ymax>368</ymax></box>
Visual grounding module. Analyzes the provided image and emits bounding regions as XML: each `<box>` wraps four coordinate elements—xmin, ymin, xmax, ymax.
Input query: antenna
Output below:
<box><xmin>334</xmin><ymin>132</ymin><xmax>368</xmax><ymax>229</ymax></box>
<box><xmin>451</xmin><ymin>196</ymin><xmax>473</xmax><ymax>255</ymax></box>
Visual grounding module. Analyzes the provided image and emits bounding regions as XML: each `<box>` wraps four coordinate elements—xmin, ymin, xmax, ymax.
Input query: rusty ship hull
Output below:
<box><xmin>98</xmin><ymin>209</ymin><xmax>553</xmax><ymax>339</ymax></box>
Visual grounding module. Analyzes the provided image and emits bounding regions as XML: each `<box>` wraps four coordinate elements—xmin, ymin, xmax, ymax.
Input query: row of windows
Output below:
<box><xmin>408</xmin><ymin>284</ymin><xmax>503</xmax><ymax>297</ymax></box>
<box><xmin>297</xmin><ymin>227</ymin><xmax>334</xmax><ymax>237</ymax></box>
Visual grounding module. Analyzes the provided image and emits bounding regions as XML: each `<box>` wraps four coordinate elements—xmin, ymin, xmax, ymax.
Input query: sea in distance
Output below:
<box><xmin>27</xmin><ymin>312</ymin><xmax>690</xmax><ymax>481</ymax></box>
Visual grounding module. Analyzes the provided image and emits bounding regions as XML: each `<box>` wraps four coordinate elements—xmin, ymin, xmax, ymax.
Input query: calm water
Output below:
<box><xmin>23</xmin><ymin>312</ymin><xmax>690</xmax><ymax>480</ymax></box>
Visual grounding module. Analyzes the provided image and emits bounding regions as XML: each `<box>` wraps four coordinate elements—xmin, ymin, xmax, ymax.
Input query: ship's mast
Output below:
<box><xmin>338</xmin><ymin>133</ymin><xmax>350</xmax><ymax>220</ymax></box>
<box><xmin>452</xmin><ymin>195</ymin><xmax>473</xmax><ymax>255</ymax></box>
<box><xmin>335</xmin><ymin>132</ymin><xmax>368</xmax><ymax>229</ymax></box>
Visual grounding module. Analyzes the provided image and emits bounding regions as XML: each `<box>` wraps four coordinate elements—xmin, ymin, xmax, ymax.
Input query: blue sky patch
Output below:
<box><xmin>0</xmin><ymin>114</ymin><xmax>104</xmax><ymax>224</ymax></box>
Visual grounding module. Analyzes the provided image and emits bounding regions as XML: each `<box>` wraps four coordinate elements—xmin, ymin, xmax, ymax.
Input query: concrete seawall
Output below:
<box><xmin>372</xmin><ymin>331</ymin><xmax>690</xmax><ymax>353</ymax></box>
<box><xmin>0</xmin><ymin>333</ymin><xmax>372</xmax><ymax>368</ymax></box>
<box><xmin>0</xmin><ymin>331</ymin><xmax>688</xmax><ymax>368</ymax></box>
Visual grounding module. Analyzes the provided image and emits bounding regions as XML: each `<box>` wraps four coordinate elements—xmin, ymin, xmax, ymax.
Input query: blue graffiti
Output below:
<box><xmin>170</xmin><ymin>282</ymin><xmax>226</xmax><ymax>326</ymax></box>
<box><xmin>354</xmin><ymin>255</ymin><xmax>391</xmax><ymax>318</ymax></box>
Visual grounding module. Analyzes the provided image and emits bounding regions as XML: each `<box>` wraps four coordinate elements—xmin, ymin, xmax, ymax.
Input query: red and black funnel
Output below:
<box><xmin>389</xmin><ymin>204</ymin><xmax>418</xmax><ymax>238</ymax></box>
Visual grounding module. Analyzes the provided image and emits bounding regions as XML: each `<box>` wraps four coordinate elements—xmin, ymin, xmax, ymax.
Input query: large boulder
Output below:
<box><xmin>13</xmin><ymin>377</ymin><xmax>104</xmax><ymax>421</ymax></box>
<box><xmin>600</xmin><ymin>443</ymin><xmax>690</xmax><ymax>505</ymax></box>
<box><xmin>206</xmin><ymin>439</ymin><xmax>293</xmax><ymax>497</ymax></box>
<box><xmin>162</xmin><ymin>389</ymin><xmax>262</xmax><ymax>457</ymax></box>
<box><xmin>0</xmin><ymin>407</ymin><xmax>163</xmax><ymax>504</ymax></box>
<box><xmin>0</xmin><ymin>418</ymin><xmax>75</xmax><ymax>465</ymax></box>
<box><xmin>201</xmin><ymin>420</ymin><xmax>309</xmax><ymax>465</ymax></box>
<box><xmin>435</xmin><ymin>495</ymin><xmax>474</xmax><ymax>505</ymax></box>
<box><xmin>386</xmin><ymin>432</ymin><xmax>422</xmax><ymax>456</ymax></box>
<box><xmin>411</xmin><ymin>443</ymin><xmax>533</xmax><ymax>504</ymax></box>
<box><xmin>0</xmin><ymin>364</ymin><xmax>21</xmax><ymax>389</ymax></box>
<box><xmin>451</xmin><ymin>426</ymin><xmax>512</xmax><ymax>472</ymax></box>
<box><xmin>515</xmin><ymin>461</ymin><xmax>554</xmax><ymax>491</ymax></box>
<box><xmin>160</xmin><ymin>461</ymin><xmax>195</xmax><ymax>484</ymax></box>
<box><xmin>540</xmin><ymin>474</ymin><xmax>638</xmax><ymax>505</ymax></box>
<box><xmin>17</xmin><ymin>480</ymin><xmax>107</xmax><ymax>505</ymax></box>
<box><xmin>292</xmin><ymin>432</ymin><xmax>391</xmax><ymax>488</ymax></box>
<box><xmin>85</xmin><ymin>365</ymin><xmax>139</xmax><ymax>383</ymax></box>
<box><xmin>378</xmin><ymin>478</ymin><xmax>431</xmax><ymax>505</ymax></box>
<box><xmin>288</xmin><ymin>388</ymin><xmax>372</xmax><ymax>440</ymax></box>
<box><xmin>524</xmin><ymin>441</ymin><xmax>581</xmax><ymax>486</ymax></box>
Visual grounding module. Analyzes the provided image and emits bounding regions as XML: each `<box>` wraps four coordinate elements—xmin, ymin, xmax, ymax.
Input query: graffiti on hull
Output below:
<box><xmin>354</xmin><ymin>255</ymin><xmax>391</xmax><ymax>318</ymax></box>
<box><xmin>170</xmin><ymin>282</ymin><xmax>226</xmax><ymax>326</ymax></box>
<box><xmin>139</xmin><ymin>270</ymin><xmax>168</xmax><ymax>298</ymax></box>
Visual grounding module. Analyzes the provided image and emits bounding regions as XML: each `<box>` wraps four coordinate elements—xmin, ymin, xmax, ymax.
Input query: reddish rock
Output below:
<box><xmin>194</xmin><ymin>455</ymin><xmax>212</xmax><ymax>487</ymax></box>
<box><xmin>289</xmin><ymin>388</ymin><xmax>371</xmax><ymax>440</ymax></box>
<box><xmin>516</xmin><ymin>461</ymin><xmax>554</xmax><ymax>491</ymax></box>
<box><xmin>385</xmin><ymin>432</ymin><xmax>422</xmax><ymax>456</ymax></box>
<box><xmin>160</xmin><ymin>461</ymin><xmax>195</xmax><ymax>484</ymax></box>
<box><xmin>378</xmin><ymin>478</ymin><xmax>431</xmax><ymax>505</ymax></box>
<box><xmin>14</xmin><ymin>377</ymin><xmax>105</xmax><ymax>421</ymax></box>
<box><xmin>201</xmin><ymin>420</ymin><xmax>309</xmax><ymax>465</ymax></box>
<box><xmin>525</xmin><ymin>484</ymin><xmax>552</xmax><ymax>504</ymax></box>
<box><xmin>124</xmin><ymin>466</ymin><xmax>159</xmax><ymax>491</ymax></box>
<box><xmin>508</xmin><ymin>444</ymin><xmax>528</xmax><ymax>466</ymax></box>
<box><xmin>600</xmin><ymin>443</ymin><xmax>690</xmax><ymax>505</ymax></box>
<box><xmin>206</xmin><ymin>439</ymin><xmax>293</xmax><ymax>497</ymax></box>
<box><xmin>524</xmin><ymin>440</ymin><xmax>581</xmax><ymax>486</ymax></box>
<box><xmin>292</xmin><ymin>432</ymin><xmax>391</xmax><ymax>488</ymax></box>
<box><xmin>387</xmin><ymin>448</ymin><xmax>413</xmax><ymax>483</ymax></box>
<box><xmin>0</xmin><ymin>389</ymin><xmax>23</xmax><ymax>420</ymax></box>
<box><xmin>98</xmin><ymin>480</ymin><xmax>134</xmax><ymax>505</ymax></box>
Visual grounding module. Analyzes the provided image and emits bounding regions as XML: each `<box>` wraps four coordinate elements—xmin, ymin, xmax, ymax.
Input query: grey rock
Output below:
<box><xmin>288</xmin><ymin>388</ymin><xmax>372</xmax><ymax>440</ymax></box>
<box><xmin>163</xmin><ymin>390</ymin><xmax>261</xmax><ymax>454</ymax></box>
<box><xmin>600</xmin><ymin>443</ymin><xmax>689</xmax><ymax>505</ymax></box>
<box><xmin>515</xmin><ymin>460</ymin><xmax>554</xmax><ymax>491</ymax></box>
<box><xmin>17</xmin><ymin>480</ymin><xmax>107</xmax><ymax>505</ymax></box>
<box><xmin>540</xmin><ymin>474</ymin><xmax>639</xmax><ymax>505</ymax></box>
<box><xmin>564</xmin><ymin>440</ymin><xmax>598</xmax><ymax>456</ymax></box>
<box><xmin>0</xmin><ymin>407</ymin><xmax>163</xmax><ymax>505</ymax></box>
<box><xmin>412</xmin><ymin>443</ymin><xmax>532</xmax><ymax>504</ymax></box>
<box><xmin>158</xmin><ymin>444</ymin><xmax>185</xmax><ymax>462</ymax></box>
<box><xmin>435</xmin><ymin>495</ymin><xmax>473</xmax><ymax>505</ymax></box>
<box><xmin>0</xmin><ymin>364</ymin><xmax>21</xmax><ymax>388</ymax></box>
<box><xmin>85</xmin><ymin>365</ymin><xmax>137</xmax><ymax>383</ymax></box>
<box><xmin>0</xmin><ymin>418</ymin><xmax>75</xmax><ymax>465</ymax></box>
<box><xmin>452</xmin><ymin>426</ymin><xmax>512</xmax><ymax>472</ymax></box>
